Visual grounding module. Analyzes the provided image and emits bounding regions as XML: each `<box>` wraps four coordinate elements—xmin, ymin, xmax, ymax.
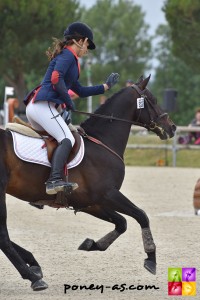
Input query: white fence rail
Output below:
<box><xmin>128</xmin><ymin>126</ymin><xmax>200</xmax><ymax>167</ymax></box>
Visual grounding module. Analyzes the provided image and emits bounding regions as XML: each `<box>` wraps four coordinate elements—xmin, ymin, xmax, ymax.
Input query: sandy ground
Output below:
<box><xmin>0</xmin><ymin>166</ymin><xmax>200</xmax><ymax>300</ymax></box>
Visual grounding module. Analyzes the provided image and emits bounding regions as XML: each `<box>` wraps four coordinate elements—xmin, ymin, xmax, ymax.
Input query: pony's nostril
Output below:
<box><xmin>172</xmin><ymin>124</ymin><xmax>176</xmax><ymax>132</ymax></box>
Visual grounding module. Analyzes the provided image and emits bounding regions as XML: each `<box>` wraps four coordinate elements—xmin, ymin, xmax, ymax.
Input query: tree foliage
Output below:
<box><xmin>72</xmin><ymin>0</ymin><xmax>152</xmax><ymax>121</ymax></box>
<box><xmin>152</xmin><ymin>24</ymin><xmax>200</xmax><ymax>125</ymax></box>
<box><xmin>80</xmin><ymin>0</ymin><xmax>152</xmax><ymax>93</ymax></box>
<box><xmin>0</xmin><ymin>0</ymin><xmax>152</xmax><ymax>120</ymax></box>
<box><xmin>164</xmin><ymin>0</ymin><xmax>200</xmax><ymax>74</ymax></box>
<box><xmin>0</xmin><ymin>0</ymin><xmax>80</xmax><ymax>108</ymax></box>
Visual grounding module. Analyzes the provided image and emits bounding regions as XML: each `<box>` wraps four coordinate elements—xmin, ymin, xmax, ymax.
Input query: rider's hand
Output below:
<box><xmin>66</xmin><ymin>99</ymin><xmax>76</xmax><ymax>111</ymax></box>
<box><xmin>105</xmin><ymin>73</ymin><xmax>120</xmax><ymax>89</ymax></box>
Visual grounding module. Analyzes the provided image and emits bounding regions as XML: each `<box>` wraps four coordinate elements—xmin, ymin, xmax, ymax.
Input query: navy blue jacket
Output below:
<box><xmin>24</xmin><ymin>47</ymin><xmax>104</xmax><ymax>108</ymax></box>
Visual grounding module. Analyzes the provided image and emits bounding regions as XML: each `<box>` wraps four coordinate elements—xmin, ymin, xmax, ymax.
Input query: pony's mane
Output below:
<box><xmin>80</xmin><ymin>88</ymin><xmax>126</xmax><ymax>130</ymax></box>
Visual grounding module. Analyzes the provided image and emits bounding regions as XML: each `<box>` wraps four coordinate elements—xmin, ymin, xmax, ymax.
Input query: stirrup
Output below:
<box><xmin>45</xmin><ymin>180</ymin><xmax>78</xmax><ymax>195</ymax></box>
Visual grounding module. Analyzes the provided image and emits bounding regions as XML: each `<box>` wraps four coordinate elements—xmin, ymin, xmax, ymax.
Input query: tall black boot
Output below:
<box><xmin>46</xmin><ymin>138</ymin><xmax>78</xmax><ymax>195</ymax></box>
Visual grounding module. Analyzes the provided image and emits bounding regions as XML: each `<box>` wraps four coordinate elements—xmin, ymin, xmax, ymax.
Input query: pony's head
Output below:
<box><xmin>130</xmin><ymin>75</ymin><xmax>176</xmax><ymax>139</ymax></box>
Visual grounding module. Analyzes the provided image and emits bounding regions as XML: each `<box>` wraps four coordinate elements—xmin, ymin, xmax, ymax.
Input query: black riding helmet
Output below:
<box><xmin>64</xmin><ymin>22</ymin><xmax>96</xmax><ymax>50</ymax></box>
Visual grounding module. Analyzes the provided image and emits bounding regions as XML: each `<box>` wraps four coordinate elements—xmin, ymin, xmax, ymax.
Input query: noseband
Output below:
<box><xmin>131</xmin><ymin>84</ymin><xmax>168</xmax><ymax>130</ymax></box>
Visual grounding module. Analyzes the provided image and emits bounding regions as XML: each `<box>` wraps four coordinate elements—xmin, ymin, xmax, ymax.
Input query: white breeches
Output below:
<box><xmin>26</xmin><ymin>101</ymin><xmax>75</xmax><ymax>146</ymax></box>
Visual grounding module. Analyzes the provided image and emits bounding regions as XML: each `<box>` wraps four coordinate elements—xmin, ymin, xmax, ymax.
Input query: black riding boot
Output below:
<box><xmin>46</xmin><ymin>138</ymin><xmax>78</xmax><ymax>195</ymax></box>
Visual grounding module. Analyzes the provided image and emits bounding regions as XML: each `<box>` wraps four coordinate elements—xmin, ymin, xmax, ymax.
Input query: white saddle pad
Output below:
<box><xmin>11</xmin><ymin>131</ymin><xmax>85</xmax><ymax>169</ymax></box>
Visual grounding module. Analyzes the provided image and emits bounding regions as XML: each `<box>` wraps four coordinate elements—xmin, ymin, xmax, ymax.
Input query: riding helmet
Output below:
<box><xmin>64</xmin><ymin>22</ymin><xmax>96</xmax><ymax>50</ymax></box>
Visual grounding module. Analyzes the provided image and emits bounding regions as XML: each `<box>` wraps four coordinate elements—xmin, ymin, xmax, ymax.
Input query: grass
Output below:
<box><xmin>124</xmin><ymin>133</ymin><xmax>200</xmax><ymax>168</ymax></box>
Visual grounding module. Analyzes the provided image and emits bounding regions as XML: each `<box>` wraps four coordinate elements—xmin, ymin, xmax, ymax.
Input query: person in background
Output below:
<box><xmin>99</xmin><ymin>95</ymin><xmax>107</xmax><ymax>105</ymax></box>
<box><xmin>68</xmin><ymin>89</ymin><xmax>79</xmax><ymax>101</ymax></box>
<box><xmin>188</xmin><ymin>108</ymin><xmax>200</xmax><ymax>144</ymax></box>
<box><xmin>24</xmin><ymin>21</ymin><xmax>120</xmax><ymax>195</ymax></box>
<box><xmin>125</xmin><ymin>79</ymin><xmax>134</xmax><ymax>87</ymax></box>
<box><xmin>178</xmin><ymin>108</ymin><xmax>200</xmax><ymax>145</ymax></box>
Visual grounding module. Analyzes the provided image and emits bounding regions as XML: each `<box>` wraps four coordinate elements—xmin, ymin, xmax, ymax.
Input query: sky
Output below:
<box><xmin>79</xmin><ymin>0</ymin><xmax>166</xmax><ymax>36</ymax></box>
<box><xmin>79</xmin><ymin>0</ymin><xmax>167</xmax><ymax>75</ymax></box>
<box><xmin>134</xmin><ymin>0</ymin><xmax>166</xmax><ymax>35</ymax></box>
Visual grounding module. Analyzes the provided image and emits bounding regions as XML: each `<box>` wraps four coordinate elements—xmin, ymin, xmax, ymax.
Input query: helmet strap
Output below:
<box><xmin>72</xmin><ymin>39</ymin><xmax>84</xmax><ymax>50</ymax></box>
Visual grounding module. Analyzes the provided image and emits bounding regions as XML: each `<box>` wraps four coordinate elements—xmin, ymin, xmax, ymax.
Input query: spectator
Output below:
<box><xmin>125</xmin><ymin>79</ymin><xmax>134</xmax><ymax>87</ymax></box>
<box><xmin>189</xmin><ymin>109</ymin><xmax>200</xmax><ymax>144</ymax></box>
<box><xmin>99</xmin><ymin>95</ymin><xmax>107</xmax><ymax>105</ymax></box>
<box><xmin>178</xmin><ymin>108</ymin><xmax>200</xmax><ymax>145</ymax></box>
<box><xmin>68</xmin><ymin>89</ymin><xmax>79</xmax><ymax>101</ymax></box>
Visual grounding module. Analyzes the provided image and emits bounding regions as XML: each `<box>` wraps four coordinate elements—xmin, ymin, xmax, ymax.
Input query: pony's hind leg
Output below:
<box><xmin>78</xmin><ymin>205</ymin><xmax>127</xmax><ymax>251</ymax></box>
<box><xmin>0</xmin><ymin>185</ymin><xmax>48</xmax><ymax>290</ymax></box>
<box><xmin>104</xmin><ymin>189</ymin><xmax>156</xmax><ymax>275</ymax></box>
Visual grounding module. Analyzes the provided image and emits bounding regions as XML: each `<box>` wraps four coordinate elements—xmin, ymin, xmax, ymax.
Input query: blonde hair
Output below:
<box><xmin>46</xmin><ymin>36</ymin><xmax>82</xmax><ymax>60</ymax></box>
<box><xmin>46</xmin><ymin>37</ymin><xmax>74</xmax><ymax>60</ymax></box>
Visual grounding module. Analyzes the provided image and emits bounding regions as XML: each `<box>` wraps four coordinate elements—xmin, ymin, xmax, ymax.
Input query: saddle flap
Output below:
<box><xmin>44</xmin><ymin>131</ymin><xmax>81</xmax><ymax>163</ymax></box>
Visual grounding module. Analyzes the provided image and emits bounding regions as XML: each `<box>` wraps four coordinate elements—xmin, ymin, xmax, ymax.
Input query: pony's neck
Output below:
<box><xmin>80</xmin><ymin>89</ymin><xmax>135</xmax><ymax>158</ymax></box>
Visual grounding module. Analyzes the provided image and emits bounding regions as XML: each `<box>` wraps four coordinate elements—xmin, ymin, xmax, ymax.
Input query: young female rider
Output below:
<box><xmin>24</xmin><ymin>22</ymin><xmax>119</xmax><ymax>195</ymax></box>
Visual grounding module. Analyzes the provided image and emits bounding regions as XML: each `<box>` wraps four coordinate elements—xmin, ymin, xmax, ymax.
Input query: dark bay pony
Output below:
<box><xmin>0</xmin><ymin>75</ymin><xmax>176</xmax><ymax>291</ymax></box>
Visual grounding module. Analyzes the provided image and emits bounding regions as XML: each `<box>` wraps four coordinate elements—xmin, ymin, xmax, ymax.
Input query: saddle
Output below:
<box><xmin>5</xmin><ymin>117</ymin><xmax>84</xmax><ymax>209</ymax></box>
<box><xmin>7</xmin><ymin>116</ymin><xmax>81</xmax><ymax>163</ymax></box>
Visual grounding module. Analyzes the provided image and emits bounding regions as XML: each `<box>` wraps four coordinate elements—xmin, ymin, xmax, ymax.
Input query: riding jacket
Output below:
<box><xmin>24</xmin><ymin>46</ymin><xmax>104</xmax><ymax>108</ymax></box>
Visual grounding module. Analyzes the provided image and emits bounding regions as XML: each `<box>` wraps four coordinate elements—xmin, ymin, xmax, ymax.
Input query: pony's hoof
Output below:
<box><xmin>31</xmin><ymin>279</ymin><xmax>48</xmax><ymax>291</ymax></box>
<box><xmin>144</xmin><ymin>259</ymin><xmax>156</xmax><ymax>275</ymax></box>
<box><xmin>78</xmin><ymin>238</ymin><xmax>94</xmax><ymax>251</ymax></box>
<box><xmin>29</xmin><ymin>266</ymin><xmax>43</xmax><ymax>279</ymax></box>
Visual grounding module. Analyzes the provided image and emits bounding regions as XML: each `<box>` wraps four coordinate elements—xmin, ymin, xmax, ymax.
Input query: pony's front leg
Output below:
<box><xmin>104</xmin><ymin>189</ymin><xmax>156</xmax><ymax>275</ymax></box>
<box><xmin>78</xmin><ymin>205</ymin><xmax>127</xmax><ymax>251</ymax></box>
<box><xmin>0</xmin><ymin>191</ymin><xmax>48</xmax><ymax>291</ymax></box>
<box><xmin>11</xmin><ymin>241</ymin><xmax>43</xmax><ymax>279</ymax></box>
<box><xmin>141</xmin><ymin>228</ymin><xmax>156</xmax><ymax>274</ymax></box>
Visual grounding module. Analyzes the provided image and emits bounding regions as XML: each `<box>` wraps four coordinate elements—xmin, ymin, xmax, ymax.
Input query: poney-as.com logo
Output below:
<box><xmin>168</xmin><ymin>268</ymin><xmax>196</xmax><ymax>296</ymax></box>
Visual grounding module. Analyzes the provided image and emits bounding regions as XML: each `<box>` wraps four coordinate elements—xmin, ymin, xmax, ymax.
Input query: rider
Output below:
<box><xmin>24</xmin><ymin>21</ymin><xmax>120</xmax><ymax>195</ymax></box>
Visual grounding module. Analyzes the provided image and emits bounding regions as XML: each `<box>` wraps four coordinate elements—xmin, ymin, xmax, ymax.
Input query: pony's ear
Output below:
<box><xmin>139</xmin><ymin>74</ymin><xmax>151</xmax><ymax>90</ymax></box>
<box><xmin>136</xmin><ymin>75</ymin><xmax>144</xmax><ymax>84</ymax></box>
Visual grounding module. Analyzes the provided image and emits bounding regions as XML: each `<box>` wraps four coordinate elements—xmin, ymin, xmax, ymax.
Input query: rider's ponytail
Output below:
<box><xmin>46</xmin><ymin>37</ymin><xmax>66</xmax><ymax>61</ymax></box>
<box><xmin>46</xmin><ymin>36</ymin><xmax>83</xmax><ymax>60</ymax></box>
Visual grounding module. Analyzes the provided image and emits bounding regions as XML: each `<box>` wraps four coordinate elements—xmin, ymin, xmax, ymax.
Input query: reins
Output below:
<box><xmin>73</xmin><ymin>84</ymin><xmax>168</xmax><ymax>129</ymax></box>
<box><xmin>69</xmin><ymin>84</ymin><xmax>168</xmax><ymax>164</ymax></box>
<box><xmin>77</xmin><ymin>128</ymin><xmax>124</xmax><ymax>163</ymax></box>
<box><xmin>73</xmin><ymin>110</ymin><xmax>149</xmax><ymax>128</ymax></box>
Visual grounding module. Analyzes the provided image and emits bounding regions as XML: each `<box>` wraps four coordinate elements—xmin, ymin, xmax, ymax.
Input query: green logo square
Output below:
<box><xmin>168</xmin><ymin>268</ymin><xmax>182</xmax><ymax>282</ymax></box>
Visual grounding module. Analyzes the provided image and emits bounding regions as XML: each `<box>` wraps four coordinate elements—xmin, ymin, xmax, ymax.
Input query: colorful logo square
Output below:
<box><xmin>182</xmin><ymin>282</ymin><xmax>196</xmax><ymax>296</ymax></box>
<box><xmin>168</xmin><ymin>282</ymin><xmax>182</xmax><ymax>295</ymax></box>
<box><xmin>168</xmin><ymin>267</ymin><xmax>196</xmax><ymax>296</ymax></box>
<box><xmin>182</xmin><ymin>268</ymin><xmax>196</xmax><ymax>282</ymax></box>
<box><xmin>168</xmin><ymin>268</ymin><xmax>182</xmax><ymax>282</ymax></box>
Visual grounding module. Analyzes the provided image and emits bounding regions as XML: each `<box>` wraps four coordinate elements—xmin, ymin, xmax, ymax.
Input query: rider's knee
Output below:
<box><xmin>60</xmin><ymin>135</ymin><xmax>75</xmax><ymax>147</ymax></box>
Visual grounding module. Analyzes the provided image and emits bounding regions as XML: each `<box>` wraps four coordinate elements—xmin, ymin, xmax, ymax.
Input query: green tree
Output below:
<box><xmin>152</xmin><ymin>24</ymin><xmax>200</xmax><ymax>125</ymax></box>
<box><xmin>0</xmin><ymin>0</ymin><xmax>152</xmax><ymax>123</ymax></box>
<box><xmin>71</xmin><ymin>0</ymin><xmax>152</xmax><ymax>122</ymax></box>
<box><xmin>0</xmin><ymin>0</ymin><xmax>80</xmax><ymax>110</ymax></box>
<box><xmin>79</xmin><ymin>0</ymin><xmax>152</xmax><ymax>109</ymax></box>
<box><xmin>164</xmin><ymin>0</ymin><xmax>200</xmax><ymax>74</ymax></box>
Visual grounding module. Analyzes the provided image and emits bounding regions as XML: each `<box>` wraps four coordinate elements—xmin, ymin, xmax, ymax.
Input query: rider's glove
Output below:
<box><xmin>105</xmin><ymin>73</ymin><xmax>120</xmax><ymax>89</ymax></box>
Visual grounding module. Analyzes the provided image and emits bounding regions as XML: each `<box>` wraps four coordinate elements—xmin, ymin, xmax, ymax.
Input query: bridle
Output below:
<box><xmin>73</xmin><ymin>84</ymin><xmax>169</xmax><ymax>165</ymax></box>
<box><xmin>73</xmin><ymin>84</ymin><xmax>168</xmax><ymax>131</ymax></box>
<box><xmin>131</xmin><ymin>84</ymin><xmax>168</xmax><ymax>130</ymax></box>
